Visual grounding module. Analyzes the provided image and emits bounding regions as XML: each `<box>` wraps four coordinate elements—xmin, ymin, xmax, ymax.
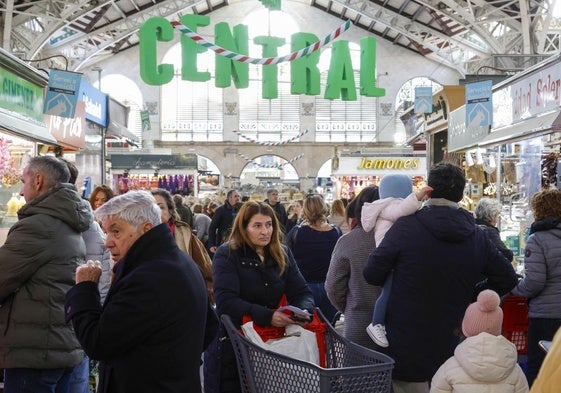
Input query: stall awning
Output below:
<box><xmin>479</xmin><ymin>111</ymin><xmax>561</xmax><ymax>147</ymax></box>
<box><xmin>0</xmin><ymin>111</ymin><xmax>57</xmax><ymax>144</ymax></box>
<box><xmin>107</xmin><ymin>120</ymin><xmax>139</xmax><ymax>146</ymax></box>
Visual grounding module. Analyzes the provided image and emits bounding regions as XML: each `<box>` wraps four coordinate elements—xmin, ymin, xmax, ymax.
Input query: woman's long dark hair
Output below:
<box><xmin>347</xmin><ymin>186</ymin><xmax>380</xmax><ymax>223</ymax></box>
<box><xmin>229</xmin><ymin>201</ymin><xmax>287</xmax><ymax>274</ymax></box>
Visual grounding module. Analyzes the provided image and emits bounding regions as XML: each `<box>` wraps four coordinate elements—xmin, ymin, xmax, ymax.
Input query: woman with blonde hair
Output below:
<box><xmin>285</xmin><ymin>199</ymin><xmax>303</xmax><ymax>233</ymax></box>
<box><xmin>286</xmin><ymin>194</ymin><xmax>343</xmax><ymax>323</ymax></box>
<box><xmin>328</xmin><ymin>199</ymin><xmax>350</xmax><ymax>234</ymax></box>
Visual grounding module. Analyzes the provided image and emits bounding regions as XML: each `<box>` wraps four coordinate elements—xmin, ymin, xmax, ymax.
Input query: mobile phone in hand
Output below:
<box><xmin>291</xmin><ymin>314</ymin><xmax>312</xmax><ymax>323</ymax></box>
<box><xmin>539</xmin><ymin>340</ymin><xmax>552</xmax><ymax>353</ymax></box>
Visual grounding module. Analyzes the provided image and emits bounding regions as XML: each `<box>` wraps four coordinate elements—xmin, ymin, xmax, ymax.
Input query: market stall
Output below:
<box><xmin>477</xmin><ymin>54</ymin><xmax>561</xmax><ymax>260</ymax></box>
<box><xmin>0</xmin><ymin>48</ymin><xmax>58</xmax><ymax>245</ymax></box>
<box><xmin>329</xmin><ymin>152</ymin><xmax>427</xmax><ymax>200</ymax></box>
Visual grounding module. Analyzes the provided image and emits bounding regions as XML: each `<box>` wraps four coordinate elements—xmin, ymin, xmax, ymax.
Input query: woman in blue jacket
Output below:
<box><xmin>208</xmin><ymin>201</ymin><xmax>314</xmax><ymax>393</ymax></box>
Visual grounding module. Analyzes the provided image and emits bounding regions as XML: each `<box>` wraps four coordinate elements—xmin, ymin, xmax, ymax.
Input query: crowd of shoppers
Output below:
<box><xmin>3</xmin><ymin>159</ymin><xmax>560</xmax><ymax>393</ymax></box>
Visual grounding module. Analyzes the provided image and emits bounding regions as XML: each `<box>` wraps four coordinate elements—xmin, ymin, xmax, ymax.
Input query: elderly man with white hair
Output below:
<box><xmin>65</xmin><ymin>191</ymin><xmax>217</xmax><ymax>393</ymax></box>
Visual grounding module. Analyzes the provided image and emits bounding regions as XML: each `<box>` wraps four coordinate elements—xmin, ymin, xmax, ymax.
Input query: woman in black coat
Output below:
<box><xmin>206</xmin><ymin>201</ymin><xmax>314</xmax><ymax>393</ymax></box>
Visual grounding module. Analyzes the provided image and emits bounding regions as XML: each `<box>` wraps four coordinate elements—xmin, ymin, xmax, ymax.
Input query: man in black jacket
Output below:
<box><xmin>208</xmin><ymin>189</ymin><xmax>240</xmax><ymax>254</ymax></box>
<box><xmin>264</xmin><ymin>188</ymin><xmax>288</xmax><ymax>233</ymax></box>
<box><xmin>65</xmin><ymin>191</ymin><xmax>217</xmax><ymax>393</ymax></box>
<box><xmin>174</xmin><ymin>194</ymin><xmax>194</xmax><ymax>228</ymax></box>
<box><xmin>363</xmin><ymin>163</ymin><xmax>518</xmax><ymax>393</ymax></box>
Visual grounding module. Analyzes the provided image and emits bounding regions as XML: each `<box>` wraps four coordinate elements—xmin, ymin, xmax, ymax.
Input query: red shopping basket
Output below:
<box><xmin>501</xmin><ymin>296</ymin><xmax>529</xmax><ymax>354</ymax></box>
<box><xmin>242</xmin><ymin>310</ymin><xmax>327</xmax><ymax>367</ymax></box>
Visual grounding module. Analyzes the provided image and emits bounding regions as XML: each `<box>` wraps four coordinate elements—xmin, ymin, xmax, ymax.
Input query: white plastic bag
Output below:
<box><xmin>241</xmin><ymin>322</ymin><xmax>320</xmax><ymax>365</ymax></box>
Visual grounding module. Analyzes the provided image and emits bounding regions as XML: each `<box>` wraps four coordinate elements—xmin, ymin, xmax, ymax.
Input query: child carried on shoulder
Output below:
<box><xmin>361</xmin><ymin>174</ymin><xmax>432</xmax><ymax>347</ymax></box>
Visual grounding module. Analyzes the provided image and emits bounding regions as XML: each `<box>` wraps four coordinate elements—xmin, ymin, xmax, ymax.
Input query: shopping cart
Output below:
<box><xmin>221</xmin><ymin>312</ymin><xmax>394</xmax><ymax>393</ymax></box>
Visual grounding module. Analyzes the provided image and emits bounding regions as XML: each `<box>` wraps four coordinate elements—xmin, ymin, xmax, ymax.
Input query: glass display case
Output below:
<box><xmin>496</xmin><ymin>136</ymin><xmax>545</xmax><ymax>273</ymax></box>
<box><xmin>0</xmin><ymin>133</ymin><xmax>35</xmax><ymax>245</ymax></box>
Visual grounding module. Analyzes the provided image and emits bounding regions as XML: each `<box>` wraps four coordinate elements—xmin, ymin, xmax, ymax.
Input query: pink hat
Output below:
<box><xmin>462</xmin><ymin>290</ymin><xmax>503</xmax><ymax>337</ymax></box>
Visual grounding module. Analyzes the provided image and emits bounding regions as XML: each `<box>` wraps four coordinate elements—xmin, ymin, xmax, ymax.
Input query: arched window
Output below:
<box><xmin>100</xmin><ymin>74</ymin><xmax>143</xmax><ymax>144</ymax></box>
<box><xmin>160</xmin><ymin>44</ymin><xmax>223</xmax><ymax>141</ymax></box>
<box><xmin>315</xmin><ymin>45</ymin><xmax>377</xmax><ymax>143</ymax></box>
<box><xmin>238</xmin><ymin>10</ymin><xmax>301</xmax><ymax>143</ymax></box>
<box><xmin>393</xmin><ymin>77</ymin><xmax>442</xmax><ymax>144</ymax></box>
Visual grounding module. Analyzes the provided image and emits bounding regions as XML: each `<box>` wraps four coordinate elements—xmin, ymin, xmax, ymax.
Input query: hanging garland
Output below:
<box><xmin>170</xmin><ymin>19</ymin><xmax>352</xmax><ymax>65</ymax></box>
<box><xmin>233</xmin><ymin>129</ymin><xmax>309</xmax><ymax>146</ymax></box>
<box><xmin>238</xmin><ymin>153</ymin><xmax>304</xmax><ymax>170</ymax></box>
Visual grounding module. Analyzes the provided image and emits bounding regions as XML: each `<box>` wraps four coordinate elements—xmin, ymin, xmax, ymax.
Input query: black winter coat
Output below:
<box><xmin>66</xmin><ymin>223</ymin><xmax>217</xmax><ymax>393</ymax></box>
<box><xmin>475</xmin><ymin>217</ymin><xmax>514</xmax><ymax>261</ymax></box>
<box><xmin>213</xmin><ymin>242</ymin><xmax>314</xmax><ymax>326</ymax></box>
<box><xmin>210</xmin><ymin>242</ymin><xmax>314</xmax><ymax>393</ymax></box>
<box><xmin>208</xmin><ymin>202</ymin><xmax>236</xmax><ymax>248</ymax></box>
<box><xmin>364</xmin><ymin>203</ymin><xmax>518</xmax><ymax>383</ymax></box>
<box><xmin>265</xmin><ymin>199</ymin><xmax>288</xmax><ymax>232</ymax></box>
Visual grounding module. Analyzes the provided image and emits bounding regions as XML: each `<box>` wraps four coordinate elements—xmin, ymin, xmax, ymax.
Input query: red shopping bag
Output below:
<box><xmin>242</xmin><ymin>295</ymin><xmax>327</xmax><ymax>367</ymax></box>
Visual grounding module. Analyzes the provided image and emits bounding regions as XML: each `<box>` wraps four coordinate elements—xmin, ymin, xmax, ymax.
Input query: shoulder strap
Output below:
<box><xmin>330</xmin><ymin>224</ymin><xmax>343</xmax><ymax>236</ymax></box>
<box><xmin>288</xmin><ymin>225</ymin><xmax>300</xmax><ymax>247</ymax></box>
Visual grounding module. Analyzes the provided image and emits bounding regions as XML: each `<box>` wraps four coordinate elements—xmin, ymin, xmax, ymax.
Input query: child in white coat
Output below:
<box><xmin>362</xmin><ymin>174</ymin><xmax>432</xmax><ymax>347</ymax></box>
<box><xmin>430</xmin><ymin>290</ymin><xmax>529</xmax><ymax>393</ymax></box>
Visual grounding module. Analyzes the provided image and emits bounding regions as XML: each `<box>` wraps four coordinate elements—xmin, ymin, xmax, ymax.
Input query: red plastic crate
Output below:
<box><xmin>501</xmin><ymin>296</ymin><xmax>529</xmax><ymax>354</ymax></box>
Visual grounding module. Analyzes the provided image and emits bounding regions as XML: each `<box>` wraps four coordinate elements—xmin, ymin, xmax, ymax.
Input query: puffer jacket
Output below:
<box><xmin>361</xmin><ymin>193</ymin><xmax>422</xmax><ymax>245</ymax></box>
<box><xmin>431</xmin><ymin>332</ymin><xmax>528</xmax><ymax>393</ymax></box>
<box><xmin>0</xmin><ymin>184</ymin><xmax>92</xmax><ymax>368</ymax></box>
<box><xmin>511</xmin><ymin>220</ymin><xmax>561</xmax><ymax>318</ymax></box>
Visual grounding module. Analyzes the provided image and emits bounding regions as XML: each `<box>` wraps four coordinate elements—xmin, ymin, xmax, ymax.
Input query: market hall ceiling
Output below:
<box><xmin>0</xmin><ymin>0</ymin><xmax>559</xmax><ymax>78</ymax></box>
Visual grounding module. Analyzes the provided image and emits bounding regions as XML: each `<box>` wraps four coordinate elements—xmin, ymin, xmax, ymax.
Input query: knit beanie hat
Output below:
<box><xmin>462</xmin><ymin>290</ymin><xmax>503</xmax><ymax>337</ymax></box>
<box><xmin>379</xmin><ymin>174</ymin><xmax>413</xmax><ymax>199</ymax></box>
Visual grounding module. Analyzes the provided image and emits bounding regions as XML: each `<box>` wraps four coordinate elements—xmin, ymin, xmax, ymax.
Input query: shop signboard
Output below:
<box><xmin>45</xmin><ymin>100</ymin><xmax>86</xmax><ymax>149</ymax></box>
<box><xmin>447</xmin><ymin>80</ymin><xmax>492</xmax><ymax>152</ymax></box>
<box><xmin>509</xmin><ymin>61</ymin><xmax>561</xmax><ymax>122</ymax></box>
<box><xmin>332</xmin><ymin>156</ymin><xmax>427</xmax><ymax>176</ymax></box>
<box><xmin>400</xmin><ymin>107</ymin><xmax>425</xmax><ymax>141</ymax></box>
<box><xmin>110</xmin><ymin>154</ymin><xmax>198</xmax><ymax>170</ymax></box>
<box><xmin>422</xmin><ymin>85</ymin><xmax>466</xmax><ymax>133</ymax></box>
<box><xmin>465</xmin><ymin>80</ymin><xmax>492</xmax><ymax>129</ymax></box>
<box><xmin>414</xmin><ymin>86</ymin><xmax>433</xmax><ymax>114</ymax></box>
<box><xmin>448</xmin><ymin>106</ymin><xmax>467</xmax><ymax>152</ymax></box>
<box><xmin>43</xmin><ymin>69</ymin><xmax>81</xmax><ymax>119</ymax></box>
<box><xmin>0</xmin><ymin>65</ymin><xmax>45</xmax><ymax>122</ymax></box>
<box><xmin>78</xmin><ymin>79</ymin><xmax>108</xmax><ymax>127</ymax></box>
